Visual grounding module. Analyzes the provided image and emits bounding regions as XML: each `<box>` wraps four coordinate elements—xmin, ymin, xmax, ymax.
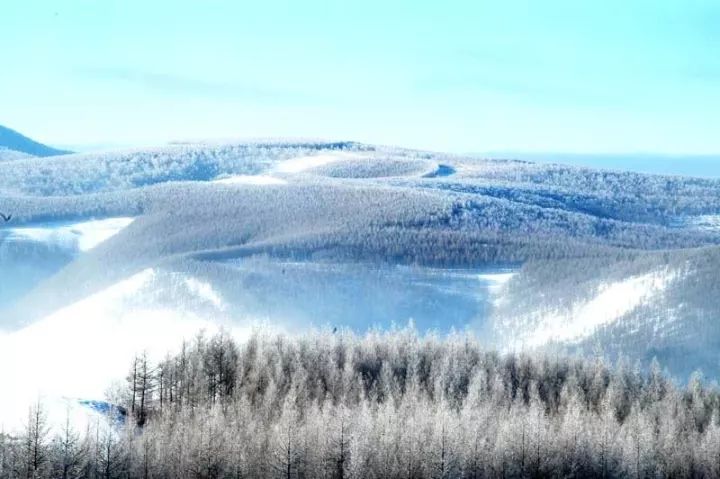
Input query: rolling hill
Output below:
<box><xmin>0</xmin><ymin>124</ymin><xmax>71</xmax><ymax>158</ymax></box>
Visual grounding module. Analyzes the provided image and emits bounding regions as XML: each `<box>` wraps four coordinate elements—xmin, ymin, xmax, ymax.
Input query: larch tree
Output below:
<box><xmin>22</xmin><ymin>400</ymin><xmax>49</xmax><ymax>479</ymax></box>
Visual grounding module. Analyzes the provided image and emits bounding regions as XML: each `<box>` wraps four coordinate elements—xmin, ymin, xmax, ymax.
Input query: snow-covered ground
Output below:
<box><xmin>212</xmin><ymin>174</ymin><xmax>287</xmax><ymax>185</ymax></box>
<box><xmin>210</xmin><ymin>260</ymin><xmax>518</xmax><ymax>333</ymax></box>
<box><xmin>5</xmin><ymin>217</ymin><xmax>134</xmax><ymax>252</ymax></box>
<box><xmin>274</xmin><ymin>152</ymin><xmax>353</xmax><ymax>173</ymax></box>
<box><xmin>685</xmin><ymin>215</ymin><xmax>720</xmax><ymax>232</ymax></box>
<box><xmin>478</xmin><ymin>272</ymin><xmax>515</xmax><ymax>294</ymax></box>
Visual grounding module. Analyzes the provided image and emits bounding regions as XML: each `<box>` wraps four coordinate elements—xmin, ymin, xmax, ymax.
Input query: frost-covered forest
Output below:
<box><xmin>3</xmin><ymin>140</ymin><xmax>720</xmax><ymax>394</ymax></box>
<box><xmin>4</xmin><ymin>139</ymin><xmax>720</xmax><ymax>477</ymax></box>
<box><xmin>3</xmin><ymin>329</ymin><xmax>720</xmax><ymax>479</ymax></box>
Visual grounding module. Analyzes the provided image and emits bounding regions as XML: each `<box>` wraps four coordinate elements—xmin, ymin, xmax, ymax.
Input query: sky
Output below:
<box><xmin>1</xmin><ymin>0</ymin><xmax>720</xmax><ymax>154</ymax></box>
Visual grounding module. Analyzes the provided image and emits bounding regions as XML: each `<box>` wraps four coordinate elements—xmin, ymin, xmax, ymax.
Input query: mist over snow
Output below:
<box><xmin>2</xmin><ymin>138</ymin><xmax>720</xmax><ymax>428</ymax></box>
<box><xmin>0</xmin><ymin>267</ymin><xmax>256</xmax><ymax>431</ymax></box>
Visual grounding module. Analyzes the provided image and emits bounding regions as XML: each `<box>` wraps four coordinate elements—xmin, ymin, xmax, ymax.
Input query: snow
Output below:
<box><xmin>192</xmin><ymin>260</ymin><xmax>517</xmax><ymax>334</ymax></box>
<box><xmin>5</xmin><ymin>217</ymin><xmax>134</xmax><ymax>252</ymax></box>
<box><xmin>522</xmin><ymin>269</ymin><xmax>676</xmax><ymax>347</ymax></box>
<box><xmin>686</xmin><ymin>215</ymin><xmax>720</xmax><ymax>232</ymax></box>
<box><xmin>35</xmin><ymin>397</ymin><xmax>125</xmax><ymax>436</ymax></box>
<box><xmin>183</xmin><ymin>276</ymin><xmax>225</xmax><ymax>310</ymax></box>
<box><xmin>477</xmin><ymin>272</ymin><xmax>515</xmax><ymax>294</ymax></box>
<box><xmin>274</xmin><ymin>152</ymin><xmax>356</xmax><ymax>173</ymax></box>
<box><xmin>212</xmin><ymin>174</ymin><xmax>287</xmax><ymax>185</ymax></box>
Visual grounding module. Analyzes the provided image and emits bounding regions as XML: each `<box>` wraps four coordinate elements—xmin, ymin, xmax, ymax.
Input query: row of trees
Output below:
<box><xmin>3</xmin><ymin>328</ymin><xmax>720</xmax><ymax>478</ymax></box>
<box><xmin>1</xmin><ymin>401</ymin><xmax>124</xmax><ymax>479</ymax></box>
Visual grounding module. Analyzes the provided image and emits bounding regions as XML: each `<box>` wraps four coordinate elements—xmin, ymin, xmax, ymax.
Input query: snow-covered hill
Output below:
<box><xmin>1</xmin><ymin>138</ymin><xmax>720</xmax><ymax>428</ymax></box>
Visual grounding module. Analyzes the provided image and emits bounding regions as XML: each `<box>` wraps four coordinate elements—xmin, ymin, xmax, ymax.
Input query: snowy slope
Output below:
<box><xmin>2</xmin><ymin>139</ymin><xmax>720</xmax><ymax>429</ymax></box>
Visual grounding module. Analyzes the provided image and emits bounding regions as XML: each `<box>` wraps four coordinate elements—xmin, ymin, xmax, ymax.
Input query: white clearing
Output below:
<box><xmin>478</xmin><ymin>272</ymin><xmax>516</xmax><ymax>294</ymax></box>
<box><xmin>274</xmin><ymin>152</ymin><xmax>360</xmax><ymax>174</ymax></box>
<box><xmin>6</xmin><ymin>217</ymin><xmax>134</xmax><ymax>252</ymax></box>
<box><xmin>688</xmin><ymin>215</ymin><xmax>720</xmax><ymax>232</ymax></box>
<box><xmin>522</xmin><ymin>269</ymin><xmax>675</xmax><ymax>347</ymax></box>
<box><xmin>212</xmin><ymin>175</ymin><xmax>287</xmax><ymax>185</ymax></box>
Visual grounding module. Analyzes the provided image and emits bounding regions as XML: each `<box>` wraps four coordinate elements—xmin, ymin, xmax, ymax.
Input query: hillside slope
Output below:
<box><xmin>0</xmin><ymin>124</ymin><xmax>70</xmax><ymax>157</ymax></box>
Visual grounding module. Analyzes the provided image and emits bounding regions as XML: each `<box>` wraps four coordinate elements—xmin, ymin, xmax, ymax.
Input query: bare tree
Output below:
<box><xmin>22</xmin><ymin>401</ymin><xmax>49</xmax><ymax>479</ymax></box>
<box><xmin>51</xmin><ymin>407</ymin><xmax>86</xmax><ymax>479</ymax></box>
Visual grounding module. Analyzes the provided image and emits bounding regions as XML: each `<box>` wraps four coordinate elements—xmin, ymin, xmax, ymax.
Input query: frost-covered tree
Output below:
<box><xmin>9</xmin><ymin>328</ymin><xmax>720</xmax><ymax>478</ymax></box>
<box><xmin>21</xmin><ymin>401</ymin><xmax>50</xmax><ymax>479</ymax></box>
<box><xmin>50</xmin><ymin>409</ymin><xmax>85</xmax><ymax>479</ymax></box>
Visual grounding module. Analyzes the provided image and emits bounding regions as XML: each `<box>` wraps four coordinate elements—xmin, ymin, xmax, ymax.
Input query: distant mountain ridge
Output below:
<box><xmin>0</xmin><ymin>124</ymin><xmax>71</xmax><ymax>157</ymax></box>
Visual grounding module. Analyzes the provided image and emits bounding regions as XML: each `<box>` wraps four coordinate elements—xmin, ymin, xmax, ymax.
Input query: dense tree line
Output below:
<box><xmin>0</xmin><ymin>141</ymin><xmax>369</xmax><ymax>197</ymax></box>
<box><xmin>3</xmin><ymin>328</ymin><xmax>720</xmax><ymax>478</ymax></box>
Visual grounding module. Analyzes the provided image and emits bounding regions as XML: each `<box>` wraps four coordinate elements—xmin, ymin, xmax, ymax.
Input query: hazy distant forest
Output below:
<box><xmin>3</xmin><ymin>329</ymin><xmax>720</xmax><ymax>479</ymax></box>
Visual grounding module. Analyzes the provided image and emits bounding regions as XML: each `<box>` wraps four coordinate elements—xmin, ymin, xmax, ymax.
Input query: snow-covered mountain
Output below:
<box><xmin>1</xmin><ymin>136</ymin><xmax>720</xmax><ymax>427</ymax></box>
<box><xmin>0</xmin><ymin>125</ymin><xmax>71</xmax><ymax>159</ymax></box>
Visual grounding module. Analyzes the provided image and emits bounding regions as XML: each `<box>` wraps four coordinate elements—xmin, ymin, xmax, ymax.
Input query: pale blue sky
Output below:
<box><xmin>1</xmin><ymin>0</ymin><xmax>719</xmax><ymax>154</ymax></box>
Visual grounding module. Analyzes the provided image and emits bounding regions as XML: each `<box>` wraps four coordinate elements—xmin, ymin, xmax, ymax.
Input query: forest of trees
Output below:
<box><xmin>3</xmin><ymin>328</ymin><xmax>720</xmax><ymax>478</ymax></box>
